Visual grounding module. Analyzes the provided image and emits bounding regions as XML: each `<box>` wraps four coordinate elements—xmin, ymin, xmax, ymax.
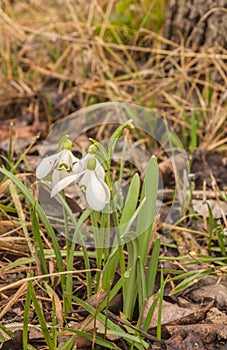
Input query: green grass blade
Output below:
<box><xmin>30</xmin><ymin>206</ymin><xmax>48</xmax><ymax>276</ymax></box>
<box><xmin>136</xmin><ymin>255</ymin><xmax>146</xmax><ymax>316</ymax></box>
<box><xmin>189</xmin><ymin>109</ymin><xmax>198</xmax><ymax>153</ymax></box>
<box><xmin>146</xmin><ymin>238</ymin><xmax>160</xmax><ymax>297</ymax></box>
<box><xmin>156</xmin><ymin>269</ymin><xmax>165</xmax><ymax>340</ymax></box>
<box><xmin>207</xmin><ymin>201</ymin><xmax>216</xmax><ymax>253</ymax></box>
<box><xmin>102</xmin><ymin>249</ymin><xmax>120</xmax><ymax>291</ymax></box>
<box><xmin>28</xmin><ymin>282</ymin><xmax>54</xmax><ymax>350</ymax></box>
<box><xmin>23</xmin><ymin>283</ymin><xmax>32</xmax><ymax>349</ymax></box>
<box><xmin>217</xmin><ymin>229</ymin><xmax>227</xmax><ymax>258</ymax></box>
<box><xmin>61</xmin><ymin>328</ymin><xmax>118</xmax><ymax>349</ymax></box>
<box><xmin>58</xmin><ymin>336</ymin><xmax>74</xmax><ymax>350</ymax></box>
<box><xmin>142</xmin><ymin>292</ymin><xmax>160</xmax><ymax>332</ymax></box>
<box><xmin>0</xmin><ymin>324</ymin><xmax>14</xmax><ymax>341</ymax></box>
<box><xmin>123</xmin><ymin>235</ymin><xmax>138</xmax><ymax>320</ymax></box>
<box><xmin>170</xmin><ymin>268</ymin><xmax>214</xmax><ymax>295</ymax></box>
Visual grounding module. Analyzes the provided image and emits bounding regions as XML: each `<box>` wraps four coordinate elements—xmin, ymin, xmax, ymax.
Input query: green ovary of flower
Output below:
<box><xmin>86</xmin><ymin>158</ymin><xmax>96</xmax><ymax>171</ymax></box>
<box><xmin>58</xmin><ymin>162</ymin><xmax>71</xmax><ymax>171</ymax></box>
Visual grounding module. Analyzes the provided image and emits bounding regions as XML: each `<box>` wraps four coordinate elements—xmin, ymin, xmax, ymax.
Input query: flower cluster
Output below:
<box><xmin>36</xmin><ymin>146</ymin><xmax>110</xmax><ymax>212</ymax></box>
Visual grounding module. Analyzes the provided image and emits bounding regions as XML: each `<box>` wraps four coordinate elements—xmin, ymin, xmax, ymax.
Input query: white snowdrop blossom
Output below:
<box><xmin>36</xmin><ymin>149</ymin><xmax>79</xmax><ymax>187</ymax></box>
<box><xmin>51</xmin><ymin>154</ymin><xmax>110</xmax><ymax>211</ymax></box>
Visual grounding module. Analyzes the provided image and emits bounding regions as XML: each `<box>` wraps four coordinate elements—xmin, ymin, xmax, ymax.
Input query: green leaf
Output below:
<box><xmin>30</xmin><ymin>206</ymin><xmax>48</xmax><ymax>275</ymax></box>
<box><xmin>23</xmin><ymin>283</ymin><xmax>32</xmax><ymax>349</ymax></box>
<box><xmin>120</xmin><ymin>173</ymin><xmax>140</xmax><ymax>228</ymax></box>
<box><xmin>0</xmin><ymin>324</ymin><xmax>14</xmax><ymax>341</ymax></box>
<box><xmin>29</xmin><ymin>282</ymin><xmax>54</xmax><ymax>350</ymax></box>
<box><xmin>142</xmin><ymin>292</ymin><xmax>160</xmax><ymax>332</ymax></box>
<box><xmin>146</xmin><ymin>238</ymin><xmax>160</xmax><ymax>298</ymax></box>
<box><xmin>170</xmin><ymin>268</ymin><xmax>214</xmax><ymax>295</ymax></box>
<box><xmin>137</xmin><ymin>255</ymin><xmax>146</xmax><ymax>315</ymax></box>
<box><xmin>136</xmin><ymin>156</ymin><xmax>159</xmax><ymax>264</ymax></box>
<box><xmin>123</xmin><ymin>234</ymin><xmax>139</xmax><ymax>320</ymax></box>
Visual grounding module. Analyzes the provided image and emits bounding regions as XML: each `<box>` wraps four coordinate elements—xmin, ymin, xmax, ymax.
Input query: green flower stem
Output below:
<box><xmin>111</xmin><ymin>190</ymin><xmax>126</xmax><ymax>279</ymax></box>
<box><xmin>101</xmin><ymin>210</ymin><xmax>110</xmax><ymax>263</ymax></box>
<box><xmin>107</xmin><ymin>120</ymin><xmax>134</xmax><ymax>165</ymax></box>
<box><xmin>91</xmin><ymin>211</ymin><xmax>102</xmax><ymax>293</ymax></box>
<box><xmin>61</xmin><ymin>190</ymin><xmax>71</xmax><ymax>313</ymax></box>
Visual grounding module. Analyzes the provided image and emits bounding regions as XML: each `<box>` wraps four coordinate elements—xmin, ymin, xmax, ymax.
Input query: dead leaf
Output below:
<box><xmin>141</xmin><ymin>295</ymin><xmax>209</xmax><ymax>329</ymax></box>
<box><xmin>0</xmin><ymin>330</ymin><xmax>23</xmax><ymax>350</ymax></box>
<box><xmin>188</xmin><ymin>275</ymin><xmax>227</xmax><ymax>310</ymax></box>
<box><xmin>205</xmin><ymin>307</ymin><xmax>227</xmax><ymax>325</ymax></box>
<box><xmin>0</xmin><ymin>325</ymin><xmax>43</xmax><ymax>345</ymax></box>
<box><xmin>181</xmin><ymin>332</ymin><xmax>205</xmax><ymax>350</ymax></box>
<box><xmin>166</xmin><ymin>324</ymin><xmax>227</xmax><ymax>343</ymax></box>
<box><xmin>192</xmin><ymin>199</ymin><xmax>227</xmax><ymax>218</ymax></box>
<box><xmin>166</xmin><ymin>335</ymin><xmax>184</xmax><ymax>350</ymax></box>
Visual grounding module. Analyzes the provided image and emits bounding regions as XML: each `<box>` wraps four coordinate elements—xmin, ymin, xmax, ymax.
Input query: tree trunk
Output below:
<box><xmin>164</xmin><ymin>0</ymin><xmax>227</xmax><ymax>50</ymax></box>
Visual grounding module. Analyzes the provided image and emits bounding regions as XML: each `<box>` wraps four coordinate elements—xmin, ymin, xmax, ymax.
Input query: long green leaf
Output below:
<box><xmin>120</xmin><ymin>173</ymin><xmax>140</xmax><ymax>227</ymax></box>
<box><xmin>30</xmin><ymin>206</ymin><xmax>48</xmax><ymax>275</ymax></box>
<box><xmin>137</xmin><ymin>255</ymin><xmax>146</xmax><ymax>315</ymax></box>
<box><xmin>23</xmin><ymin>283</ymin><xmax>32</xmax><ymax>349</ymax></box>
<box><xmin>170</xmin><ymin>268</ymin><xmax>214</xmax><ymax>295</ymax></box>
<box><xmin>123</xmin><ymin>234</ymin><xmax>138</xmax><ymax>320</ymax></box>
<box><xmin>136</xmin><ymin>156</ymin><xmax>159</xmax><ymax>264</ymax></box>
<box><xmin>146</xmin><ymin>238</ymin><xmax>160</xmax><ymax>298</ymax></box>
<box><xmin>29</xmin><ymin>282</ymin><xmax>54</xmax><ymax>350</ymax></box>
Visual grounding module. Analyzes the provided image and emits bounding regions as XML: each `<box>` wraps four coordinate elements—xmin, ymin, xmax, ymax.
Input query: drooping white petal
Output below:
<box><xmin>52</xmin><ymin>169</ymin><xmax>59</xmax><ymax>187</ymax></box>
<box><xmin>98</xmin><ymin>177</ymin><xmax>110</xmax><ymax>203</ymax></box>
<box><xmin>86</xmin><ymin>172</ymin><xmax>110</xmax><ymax>211</ymax></box>
<box><xmin>36</xmin><ymin>153</ymin><xmax>60</xmax><ymax>179</ymax></box>
<box><xmin>95</xmin><ymin>161</ymin><xmax>105</xmax><ymax>180</ymax></box>
<box><xmin>51</xmin><ymin>172</ymin><xmax>84</xmax><ymax>197</ymax></box>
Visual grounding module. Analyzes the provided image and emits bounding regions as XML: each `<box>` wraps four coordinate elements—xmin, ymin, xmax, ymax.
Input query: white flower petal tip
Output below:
<box><xmin>86</xmin><ymin>173</ymin><xmax>110</xmax><ymax>211</ymax></box>
<box><xmin>51</xmin><ymin>173</ymin><xmax>83</xmax><ymax>197</ymax></box>
<box><xmin>36</xmin><ymin>153</ymin><xmax>59</xmax><ymax>179</ymax></box>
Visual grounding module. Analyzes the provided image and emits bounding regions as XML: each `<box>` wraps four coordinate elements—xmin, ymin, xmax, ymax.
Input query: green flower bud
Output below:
<box><xmin>126</xmin><ymin>119</ymin><xmax>135</xmax><ymax>130</ymax></box>
<box><xmin>58</xmin><ymin>135</ymin><xmax>72</xmax><ymax>151</ymax></box>
<box><xmin>88</xmin><ymin>144</ymin><xmax>97</xmax><ymax>153</ymax></box>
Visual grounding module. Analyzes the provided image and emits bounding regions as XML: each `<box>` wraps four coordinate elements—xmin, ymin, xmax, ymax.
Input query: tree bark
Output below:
<box><xmin>164</xmin><ymin>0</ymin><xmax>227</xmax><ymax>50</ymax></box>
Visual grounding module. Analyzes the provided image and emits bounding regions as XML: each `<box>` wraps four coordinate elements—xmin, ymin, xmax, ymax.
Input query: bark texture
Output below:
<box><xmin>164</xmin><ymin>0</ymin><xmax>227</xmax><ymax>50</ymax></box>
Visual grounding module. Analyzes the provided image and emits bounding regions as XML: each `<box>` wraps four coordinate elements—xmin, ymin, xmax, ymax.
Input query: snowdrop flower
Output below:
<box><xmin>36</xmin><ymin>149</ymin><xmax>79</xmax><ymax>187</ymax></box>
<box><xmin>51</xmin><ymin>154</ymin><xmax>110</xmax><ymax>211</ymax></box>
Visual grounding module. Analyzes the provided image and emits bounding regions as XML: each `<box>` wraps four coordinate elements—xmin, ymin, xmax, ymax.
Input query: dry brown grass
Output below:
<box><xmin>0</xmin><ymin>0</ymin><xmax>226</xmax><ymax>152</ymax></box>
